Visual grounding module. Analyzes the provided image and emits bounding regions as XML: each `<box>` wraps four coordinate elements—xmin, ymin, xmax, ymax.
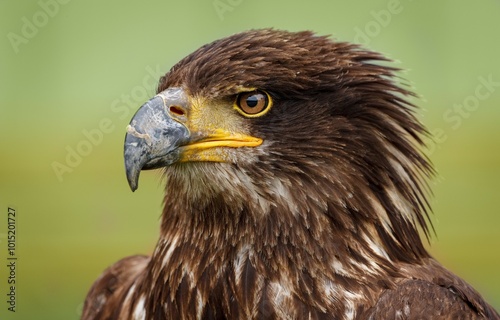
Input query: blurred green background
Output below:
<box><xmin>1</xmin><ymin>1</ymin><xmax>499</xmax><ymax>319</ymax></box>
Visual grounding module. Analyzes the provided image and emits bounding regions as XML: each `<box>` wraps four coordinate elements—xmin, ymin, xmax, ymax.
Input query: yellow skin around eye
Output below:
<box><xmin>176</xmin><ymin>94</ymin><xmax>264</xmax><ymax>163</ymax></box>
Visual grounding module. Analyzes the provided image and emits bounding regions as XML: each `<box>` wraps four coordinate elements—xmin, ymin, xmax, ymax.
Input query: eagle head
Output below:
<box><xmin>124</xmin><ymin>29</ymin><xmax>431</xmax><ymax>263</ymax></box>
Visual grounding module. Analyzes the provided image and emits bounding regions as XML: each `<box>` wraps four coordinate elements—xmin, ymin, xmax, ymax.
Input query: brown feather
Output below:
<box><xmin>83</xmin><ymin>29</ymin><xmax>499</xmax><ymax>319</ymax></box>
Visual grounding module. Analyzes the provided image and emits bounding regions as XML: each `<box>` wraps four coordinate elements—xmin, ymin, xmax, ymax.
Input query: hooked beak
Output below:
<box><xmin>124</xmin><ymin>88</ymin><xmax>189</xmax><ymax>191</ymax></box>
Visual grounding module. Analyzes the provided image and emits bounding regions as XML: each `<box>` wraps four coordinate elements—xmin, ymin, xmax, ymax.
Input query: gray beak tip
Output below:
<box><xmin>130</xmin><ymin>183</ymin><xmax>138</xmax><ymax>192</ymax></box>
<box><xmin>124</xmin><ymin>140</ymin><xmax>146</xmax><ymax>192</ymax></box>
<box><xmin>125</xmin><ymin>160</ymin><xmax>140</xmax><ymax>192</ymax></box>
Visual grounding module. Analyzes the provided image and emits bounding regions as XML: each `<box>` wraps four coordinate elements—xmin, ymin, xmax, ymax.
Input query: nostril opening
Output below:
<box><xmin>169</xmin><ymin>105</ymin><xmax>185</xmax><ymax>117</ymax></box>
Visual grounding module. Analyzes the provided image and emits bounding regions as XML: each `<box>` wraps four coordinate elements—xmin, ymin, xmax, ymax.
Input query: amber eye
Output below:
<box><xmin>235</xmin><ymin>90</ymin><xmax>272</xmax><ymax>117</ymax></box>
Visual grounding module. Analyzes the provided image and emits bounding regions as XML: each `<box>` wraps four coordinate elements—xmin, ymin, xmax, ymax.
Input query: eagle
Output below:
<box><xmin>82</xmin><ymin>29</ymin><xmax>499</xmax><ymax>319</ymax></box>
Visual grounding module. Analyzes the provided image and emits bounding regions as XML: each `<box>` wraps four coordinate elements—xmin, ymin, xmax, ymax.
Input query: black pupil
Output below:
<box><xmin>246</xmin><ymin>95</ymin><xmax>260</xmax><ymax>108</ymax></box>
